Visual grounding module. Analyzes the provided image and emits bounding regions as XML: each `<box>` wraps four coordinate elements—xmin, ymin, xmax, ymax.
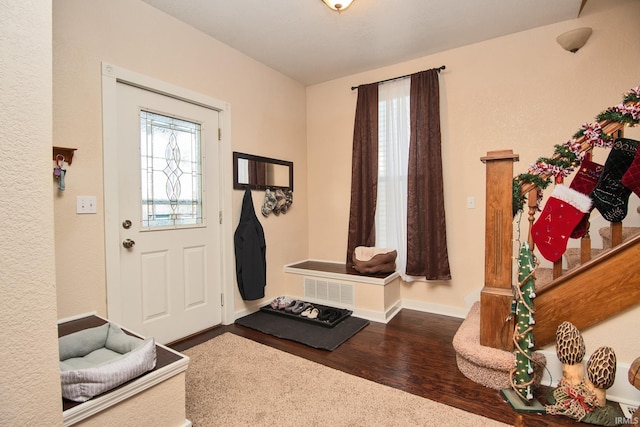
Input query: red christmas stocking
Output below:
<box><xmin>568</xmin><ymin>159</ymin><xmax>603</xmax><ymax>239</ymax></box>
<box><xmin>622</xmin><ymin>140</ymin><xmax>640</xmax><ymax>198</ymax></box>
<box><xmin>531</xmin><ymin>185</ymin><xmax>592</xmax><ymax>262</ymax></box>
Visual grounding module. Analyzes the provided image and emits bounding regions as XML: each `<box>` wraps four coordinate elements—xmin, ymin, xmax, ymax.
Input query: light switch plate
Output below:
<box><xmin>77</xmin><ymin>196</ymin><xmax>97</xmax><ymax>214</ymax></box>
<box><xmin>466</xmin><ymin>196</ymin><xmax>476</xmax><ymax>209</ymax></box>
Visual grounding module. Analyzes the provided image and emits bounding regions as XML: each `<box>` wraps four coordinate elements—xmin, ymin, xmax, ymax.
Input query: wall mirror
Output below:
<box><xmin>233</xmin><ymin>152</ymin><xmax>294</xmax><ymax>191</ymax></box>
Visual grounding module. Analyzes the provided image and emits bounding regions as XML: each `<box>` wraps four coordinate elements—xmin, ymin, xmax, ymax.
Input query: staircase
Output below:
<box><xmin>453</xmin><ymin>86</ymin><xmax>640</xmax><ymax>390</ymax></box>
<box><xmin>533</xmin><ymin>227</ymin><xmax>640</xmax><ymax>348</ymax></box>
<box><xmin>454</xmin><ymin>164</ymin><xmax>640</xmax><ymax>389</ymax></box>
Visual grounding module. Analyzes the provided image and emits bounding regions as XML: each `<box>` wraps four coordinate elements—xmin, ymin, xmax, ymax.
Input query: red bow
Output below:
<box><xmin>563</xmin><ymin>386</ymin><xmax>593</xmax><ymax>413</ymax></box>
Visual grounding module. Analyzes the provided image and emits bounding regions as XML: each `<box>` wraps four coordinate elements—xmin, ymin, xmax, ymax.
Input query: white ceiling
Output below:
<box><xmin>141</xmin><ymin>0</ymin><xmax>584</xmax><ymax>86</ymax></box>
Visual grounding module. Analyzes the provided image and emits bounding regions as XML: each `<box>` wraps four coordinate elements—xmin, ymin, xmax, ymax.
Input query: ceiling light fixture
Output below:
<box><xmin>556</xmin><ymin>27</ymin><xmax>593</xmax><ymax>53</ymax></box>
<box><xmin>322</xmin><ymin>0</ymin><xmax>354</xmax><ymax>12</ymax></box>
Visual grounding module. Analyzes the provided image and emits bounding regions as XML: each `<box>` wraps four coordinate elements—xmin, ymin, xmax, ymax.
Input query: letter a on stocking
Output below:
<box><xmin>531</xmin><ymin>185</ymin><xmax>592</xmax><ymax>262</ymax></box>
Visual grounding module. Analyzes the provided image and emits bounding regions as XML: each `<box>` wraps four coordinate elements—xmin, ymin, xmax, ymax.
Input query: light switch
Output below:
<box><xmin>466</xmin><ymin>196</ymin><xmax>475</xmax><ymax>209</ymax></box>
<box><xmin>77</xmin><ymin>196</ymin><xmax>97</xmax><ymax>214</ymax></box>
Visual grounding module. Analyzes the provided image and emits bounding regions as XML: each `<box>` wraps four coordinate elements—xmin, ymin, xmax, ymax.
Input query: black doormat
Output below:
<box><xmin>235</xmin><ymin>310</ymin><xmax>369</xmax><ymax>351</ymax></box>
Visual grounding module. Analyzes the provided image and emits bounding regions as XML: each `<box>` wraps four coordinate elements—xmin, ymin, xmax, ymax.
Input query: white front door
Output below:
<box><xmin>112</xmin><ymin>81</ymin><xmax>222</xmax><ymax>344</ymax></box>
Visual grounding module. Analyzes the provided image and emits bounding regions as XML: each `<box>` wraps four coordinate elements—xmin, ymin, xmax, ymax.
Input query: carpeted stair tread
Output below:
<box><xmin>453</xmin><ymin>302</ymin><xmax>546</xmax><ymax>390</ymax></box>
<box><xmin>535</xmin><ymin>267</ymin><xmax>556</xmax><ymax>287</ymax></box>
<box><xmin>535</xmin><ymin>267</ymin><xmax>578</xmax><ymax>287</ymax></box>
<box><xmin>560</xmin><ymin>226</ymin><xmax>639</xmax><ymax>270</ymax></box>
<box><xmin>563</xmin><ymin>247</ymin><xmax>605</xmax><ymax>270</ymax></box>
<box><xmin>599</xmin><ymin>226</ymin><xmax>640</xmax><ymax>248</ymax></box>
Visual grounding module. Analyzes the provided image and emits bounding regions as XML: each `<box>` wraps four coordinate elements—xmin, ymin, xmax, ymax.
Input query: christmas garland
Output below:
<box><xmin>513</xmin><ymin>86</ymin><xmax>640</xmax><ymax>215</ymax></box>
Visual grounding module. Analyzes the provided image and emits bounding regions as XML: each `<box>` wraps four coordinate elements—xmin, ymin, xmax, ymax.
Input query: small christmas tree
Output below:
<box><xmin>501</xmin><ymin>241</ymin><xmax>545</xmax><ymax>412</ymax></box>
<box><xmin>512</xmin><ymin>241</ymin><xmax>537</xmax><ymax>402</ymax></box>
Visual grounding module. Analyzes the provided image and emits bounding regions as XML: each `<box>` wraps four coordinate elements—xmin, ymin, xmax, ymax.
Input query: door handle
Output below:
<box><xmin>122</xmin><ymin>239</ymin><xmax>135</xmax><ymax>249</ymax></box>
<box><xmin>122</xmin><ymin>219</ymin><xmax>132</xmax><ymax>229</ymax></box>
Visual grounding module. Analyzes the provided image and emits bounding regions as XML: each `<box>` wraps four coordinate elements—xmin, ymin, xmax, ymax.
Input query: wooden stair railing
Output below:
<box><xmin>481</xmin><ymin>150</ymin><xmax>636</xmax><ymax>352</ymax></box>
<box><xmin>480</xmin><ymin>149</ymin><xmax>638</xmax><ymax>351</ymax></box>
<box><xmin>533</xmin><ymin>233</ymin><xmax>640</xmax><ymax>348</ymax></box>
<box><xmin>479</xmin><ymin>90</ymin><xmax>639</xmax><ymax>351</ymax></box>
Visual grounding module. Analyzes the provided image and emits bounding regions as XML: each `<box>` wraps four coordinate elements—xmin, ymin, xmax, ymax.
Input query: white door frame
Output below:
<box><xmin>101</xmin><ymin>62</ymin><xmax>235</xmax><ymax>326</ymax></box>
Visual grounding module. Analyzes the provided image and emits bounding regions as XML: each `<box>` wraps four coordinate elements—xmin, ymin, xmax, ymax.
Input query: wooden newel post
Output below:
<box><xmin>480</xmin><ymin>150</ymin><xmax>519</xmax><ymax>351</ymax></box>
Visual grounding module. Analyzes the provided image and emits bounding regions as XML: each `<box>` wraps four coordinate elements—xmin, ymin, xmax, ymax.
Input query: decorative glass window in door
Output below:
<box><xmin>140</xmin><ymin>110</ymin><xmax>203</xmax><ymax>228</ymax></box>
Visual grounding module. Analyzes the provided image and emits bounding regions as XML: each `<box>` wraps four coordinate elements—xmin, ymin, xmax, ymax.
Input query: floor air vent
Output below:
<box><xmin>304</xmin><ymin>278</ymin><xmax>354</xmax><ymax>307</ymax></box>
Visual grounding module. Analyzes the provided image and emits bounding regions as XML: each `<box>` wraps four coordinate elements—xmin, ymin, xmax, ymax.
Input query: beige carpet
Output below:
<box><xmin>183</xmin><ymin>333</ymin><xmax>510</xmax><ymax>426</ymax></box>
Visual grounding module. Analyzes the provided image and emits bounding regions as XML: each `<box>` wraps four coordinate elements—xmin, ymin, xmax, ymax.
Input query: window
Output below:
<box><xmin>375</xmin><ymin>78</ymin><xmax>410</xmax><ymax>277</ymax></box>
<box><xmin>349</xmin><ymin>70</ymin><xmax>450</xmax><ymax>280</ymax></box>
<box><xmin>140</xmin><ymin>110</ymin><xmax>203</xmax><ymax>228</ymax></box>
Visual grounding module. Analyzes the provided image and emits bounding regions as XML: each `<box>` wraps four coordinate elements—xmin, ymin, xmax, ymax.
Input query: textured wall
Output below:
<box><xmin>0</xmin><ymin>0</ymin><xmax>63</xmax><ymax>425</ymax></box>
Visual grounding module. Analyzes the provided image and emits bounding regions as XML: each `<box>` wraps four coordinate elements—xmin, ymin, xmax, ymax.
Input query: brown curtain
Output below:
<box><xmin>406</xmin><ymin>70</ymin><xmax>451</xmax><ymax>279</ymax></box>
<box><xmin>346</xmin><ymin>83</ymin><xmax>379</xmax><ymax>265</ymax></box>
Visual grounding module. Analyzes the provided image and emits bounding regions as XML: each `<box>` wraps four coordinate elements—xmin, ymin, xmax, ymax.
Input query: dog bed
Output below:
<box><xmin>352</xmin><ymin>246</ymin><xmax>397</xmax><ymax>274</ymax></box>
<box><xmin>59</xmin><ymin>322</ymin><xmax>156</xmax><ymax>402</ymax></box>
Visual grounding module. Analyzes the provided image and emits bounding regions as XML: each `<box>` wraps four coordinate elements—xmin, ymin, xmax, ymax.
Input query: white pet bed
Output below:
<box><xmin>59</xmin><ymin>322</ymin><xmax>156</xmax><ymax>402</ymax></box>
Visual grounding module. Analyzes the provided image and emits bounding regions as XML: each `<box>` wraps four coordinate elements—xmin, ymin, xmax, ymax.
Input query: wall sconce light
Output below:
<box><xmin>322</xmin><ymin>0</ymin><xmax>354</xmax><ymax>12</ymax></box>
<box><xmin>556</xmin><ymin>27</ymin><xmax>593</xmax><ymax>53</ymax></box>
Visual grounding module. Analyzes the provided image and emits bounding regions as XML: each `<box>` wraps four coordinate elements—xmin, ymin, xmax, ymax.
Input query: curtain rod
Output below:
<box><xmin>350</xmin><ymin>65</ymin><xmax>446</xmax><ymax>90</ymax></box>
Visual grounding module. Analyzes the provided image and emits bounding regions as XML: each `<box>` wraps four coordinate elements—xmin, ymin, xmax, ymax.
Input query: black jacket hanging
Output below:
<box><xmin>234</xmin><ymin>188</ymin><xmax>266</xmax><ymax>300</ymax></box>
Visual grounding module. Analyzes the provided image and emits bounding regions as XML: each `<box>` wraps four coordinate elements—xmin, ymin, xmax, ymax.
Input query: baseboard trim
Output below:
<box><xmin>57</xmin><ymin>311</ymin><xmax>99</xmax><ymax>324</ymax></box>
<box><xmin>401</xmin><ymin>299</ymin><xmax>469</xmax><ymax>319</ymax></box>
<box><xmin>234</xmin><ymin>298</ymin><xmax>469</xmax><ymax>323</ymax></box>
<box><xmin>234</xmin><ymin>300</ymin><xmax>403</xmax><ymax>324</ymax></box>
<box><xmin>352</xmin><ymin>301</ymin><xmax>402</xmax><ymax>324</ymax></box>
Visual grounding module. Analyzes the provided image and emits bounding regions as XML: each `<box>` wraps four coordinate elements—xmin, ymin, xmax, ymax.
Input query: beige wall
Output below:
<box><xmin>306</xmin><ymin>0</ymin><xmax>640</xmax><ymax>361</ymax></box>
<box><xmin>53</xmin><ymin>0</ymin><xmax>308</xmax><ymax>319</ymax></box>
<box><xmin>0</xmin><ymin>1</ymin><xmax>62</xmax><ymax>425</ymax></box>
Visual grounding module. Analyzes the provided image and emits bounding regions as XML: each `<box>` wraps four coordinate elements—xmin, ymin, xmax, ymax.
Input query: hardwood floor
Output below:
<box><xmin>170</xmin><ymin>309</ymin><xmax>579</xmax><ymax>426</ymax></box>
